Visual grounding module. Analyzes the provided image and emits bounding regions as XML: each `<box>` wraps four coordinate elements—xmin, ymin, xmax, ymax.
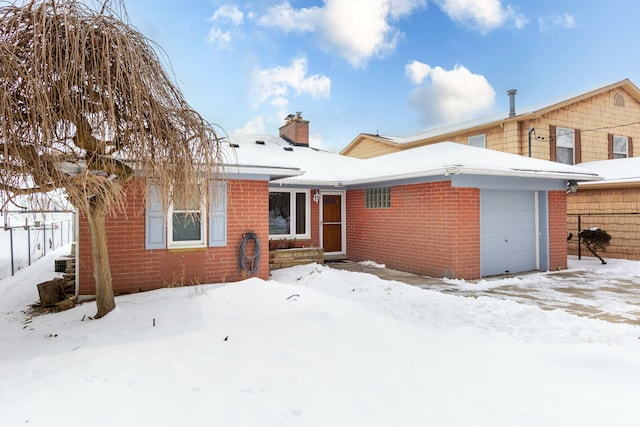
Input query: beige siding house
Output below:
<box><xmin>341</xmin><ymin>79</ymin><xmax>640</xmax><ymax>164</ymax></box>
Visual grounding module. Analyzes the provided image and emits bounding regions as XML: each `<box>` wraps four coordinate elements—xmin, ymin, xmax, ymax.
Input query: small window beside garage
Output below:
<box><xmin>365</xmin><ymin>187</ymin><xmax>390</xmax><ymax>208</ymax></box>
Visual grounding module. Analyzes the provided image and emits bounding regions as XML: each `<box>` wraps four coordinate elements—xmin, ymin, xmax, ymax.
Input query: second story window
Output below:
<box><xmin>609</xmin><ymin>134</ymin><xmax>629</xmax><ymax>159</ymax></box>
<box><xmin>555</xmin><ymin>127</ymin><xmax>575</xmax><ymax>165</ymax></box>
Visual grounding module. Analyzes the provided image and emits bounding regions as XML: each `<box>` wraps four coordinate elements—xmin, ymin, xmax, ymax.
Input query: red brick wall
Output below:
<box><xmin>548</xmin><ymin>190</ymin><xmax>568</xmax><ymax>271</ymax></box>
<box><xmin>346</xmin><ymin>181</ymin><xmax>481</xmax><ymax>279</ymax></box>
<box><xmin>78</xmin><ymin>179</ymin><xmax>269</xmax><ymax>295</ymax></box>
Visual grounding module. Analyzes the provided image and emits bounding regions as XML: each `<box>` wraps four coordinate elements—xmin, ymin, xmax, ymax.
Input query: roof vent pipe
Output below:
<box><xmin>507</xmin><ymin>89</ymin><xmax>517</xmax><ymax>118</ymax></box>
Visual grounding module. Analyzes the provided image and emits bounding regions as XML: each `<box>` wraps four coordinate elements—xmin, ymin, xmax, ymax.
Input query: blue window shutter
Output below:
<box><xmin>145</xmin><ymin>184</ymin><xmax>166</xmax><ymax>249</ymax></box>
<box><xmin>209</xmin><ymin>180</ymin><xmax>227</xmax><ymax>247</ymax></box>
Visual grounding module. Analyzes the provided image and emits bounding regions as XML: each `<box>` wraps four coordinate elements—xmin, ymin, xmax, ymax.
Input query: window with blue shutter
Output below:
<box><xmin>146</xmin><ymin>180</ymin><xmax>227</xmax><ymax>249</ymax></box>
<box><xmin>145</xmin><ymin>184</ymin><xmax>166</xmax><ymax>249</ymax></box>
<box><xmin>209</xmin><ymin>180</ymin><xmax>227</xmax><ymax>247</ymax></box>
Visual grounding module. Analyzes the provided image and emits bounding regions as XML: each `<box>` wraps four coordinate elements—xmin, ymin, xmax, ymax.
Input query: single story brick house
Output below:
<box><xmin>76</xmin><ymin>115</ymin><xmax>599</xmax><ymax>296</ymax></box>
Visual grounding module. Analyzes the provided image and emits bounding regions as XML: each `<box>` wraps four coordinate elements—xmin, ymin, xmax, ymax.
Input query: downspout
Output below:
<box><xmin>528</xmin><ymin>127</ymin><xmax>535</xmax><ymax>157</ymax></box>
<box><xmin>74</xmin><ymin>208</ymin><xmax>80</xmax><ymax>299</ymax></box>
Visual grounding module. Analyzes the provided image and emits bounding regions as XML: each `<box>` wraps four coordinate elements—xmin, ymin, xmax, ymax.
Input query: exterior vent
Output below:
<box><xmin>229</xmin><ymin>143</ymin><xmax>240</xmax><ymax>148</ymax></box>
<box><xmin>507</xmin><ymin>89</ymin><xmax>517</xmax><ymax>118</ymax></box>
<box><xmin>255</xmin><ymin>140</ymin><xmax>265</xmax><ymax>145</ymax></box>
<box><xmin>283</xmin><ymin>146</ymin><xmax>293</xmax><ymax>152</ymax></box>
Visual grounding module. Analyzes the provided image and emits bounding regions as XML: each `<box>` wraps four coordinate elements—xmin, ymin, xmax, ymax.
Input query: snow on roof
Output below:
<box><xmin>375</xmin><ymin>114</ymin><xmax>508</xmax><ymax>144</ymax></box>
<box><xmin>353</xmin><ymin>142</ymin><xmax>600</xmax><ymax>183</ymax></box>
<box><xmin>224</xmin><ymin>134</ymin><xmax>365</xmax><ymax>183</ymax></box>
<box><xmin>577</xmin><ymin>157</ymin><xmax>640</xmax><ymax>186</ymax></box>
<box><xmin>226</xmin><ymin>136</ymin><xmax>600</xmax><ymax>187</ymax></box>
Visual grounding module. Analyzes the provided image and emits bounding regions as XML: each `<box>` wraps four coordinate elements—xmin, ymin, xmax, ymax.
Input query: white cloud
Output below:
<box><xmin>407</xmin><ymin>63</ymin><xmax>496</xmax><ymax>126</ymax></box>
<box><xmin>210</xmin><ymin>5</ymin><xmax>244</xmax><ymax>26</ymax></box>
<box><xmin>435</xmin><ymin>0</ymin><xmax>527</xmax><ymax>33</ymax></box>
<box><xmin>206</xmin><ymin>27</ymin><xmax>232</xmax><ymax>49</ymax></box>
<box><xmin>233</xmin><ymin>116</ymin><xmax>267</xmax><ymax>135</ymax></box>
<box><xmin>206</xmin><ymin>5</ymin><xmax>244</xmax><ymax>49</ymax></box>
<box><xmin>405</xmin><ymin>60</ymin><xmax>432</xmax><ymax>85</ymax></box>
<box><xmin>539</xmin><ymin>13</ymin><xmax>576</xmax><ymax>33</ymax></box>
<box><xmin>252</xmin><ymin>56</ymin><xmax>331</xmax><ymax>109</ymax></box>
<box><xmin>256</xmin><ymin>2</ymin><xmax>319</xmax><ymax>32</ymax></box>
<box><xmin>389</xmin><ymin>0</ymin><xmax>427</xmax><ymax>19</ymax></box>
<box><xmin>257</xmin><ymin>0</ymin><xmax>426</xmax><ymax>68</ymax></box>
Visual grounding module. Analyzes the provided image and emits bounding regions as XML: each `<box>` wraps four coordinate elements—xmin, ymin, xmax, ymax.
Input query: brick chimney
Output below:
<box><xmin>279</xmin><ymin>111</ymin><xmax>309</xmax><ymax>146</ymax></box>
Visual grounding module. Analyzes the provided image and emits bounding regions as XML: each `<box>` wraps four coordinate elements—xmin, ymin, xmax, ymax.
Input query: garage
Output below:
<box><xmin>480</xmin><ymin>190</ymin><xmax>539</xmax><ymax>277</ymax></box>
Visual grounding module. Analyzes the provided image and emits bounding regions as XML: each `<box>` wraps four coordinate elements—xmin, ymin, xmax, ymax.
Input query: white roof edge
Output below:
<box><xmin>272</xmin><ymin>179</ymin><xmax>346</xmax><ymax>187</ymax></box>
<box><xmin>222</xmin><ymin>164</ymin><xmax>304</xmax><ymax>178</ymax></box>
<box><xmin>276</xmin><ymin>168</ymin><xmax>601</xmax><ymax>188</ymax></box>
<box><xmin>343</xmin><ymin>168</ymin><xmax>600</xmax><ymax>186</ymax></box>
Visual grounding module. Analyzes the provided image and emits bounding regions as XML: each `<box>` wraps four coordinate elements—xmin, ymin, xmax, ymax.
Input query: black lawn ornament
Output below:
<box><xmin>578</xmin><ymin>228</ymin><xmax>612</xmax><ymax>264</ymax></box>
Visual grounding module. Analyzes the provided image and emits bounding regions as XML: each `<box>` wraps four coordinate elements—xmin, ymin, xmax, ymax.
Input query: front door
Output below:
<box><xmin>321</xmin><ymin>193</ymin><xmax>344</xmax><ymax>254</ymax></box>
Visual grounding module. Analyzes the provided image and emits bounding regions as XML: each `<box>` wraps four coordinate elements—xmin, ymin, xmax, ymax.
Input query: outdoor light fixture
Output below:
<box><xmin>313</xmin><ymin>191</ymin><xmax>320</xmax><ymax>204</ymax></box>
<box><xmin>567</xmin><ymin>180</ymin><xmax>579</xmax><ymax>193</ymax></box>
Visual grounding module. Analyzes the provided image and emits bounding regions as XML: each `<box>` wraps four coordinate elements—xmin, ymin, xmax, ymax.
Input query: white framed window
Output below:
<box><xmin>556</xmin><ymin>127</ymin><xmax>575</xmax><ymax>165</ymax></box>
<box><xmin>613</xmin><ymin>135</ymin><xmax>628</xmax><ymax>159</ymax></box>
<box><xmin>468</xmin><ymin>134</ymin><xmax>486</xmax><ymax>148</ymax></box>
<box><xmin>167</xmin><ymin>195</ymin><xmax>207</xmax><ymax>248</ymax></box>
<box><xmin>269</xmin><ymin>189</ymin><xmax>310</xmax><ymax>239</ymax></box>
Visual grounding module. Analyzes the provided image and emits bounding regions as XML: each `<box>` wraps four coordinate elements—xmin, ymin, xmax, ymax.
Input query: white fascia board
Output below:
<box><xmin>221</xmin><ymin>164</ymin><xmax>304</xmax><ymax>179</ymax></box>
<box><xmin>335</xmin><ymin>167</ymin><xmax>602</xmax><ymax>187</ymax></box>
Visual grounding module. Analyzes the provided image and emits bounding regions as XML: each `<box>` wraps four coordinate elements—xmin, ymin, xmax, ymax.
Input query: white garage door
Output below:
<box><xmin>480</xmin><ymin>190</ymin><xmax>537</xmax><ymax>276</ymax></box>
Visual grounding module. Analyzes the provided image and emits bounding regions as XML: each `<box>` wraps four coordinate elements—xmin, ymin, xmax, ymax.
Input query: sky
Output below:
<box><xmin>2</xmin><ymin>246</ymin><xmax>640</xmax><ymax>426</ymax></box>
<box><xmin>119</xmin><ymin>0</ymin><xmax>640</xmax><ymax>152</ymax></box>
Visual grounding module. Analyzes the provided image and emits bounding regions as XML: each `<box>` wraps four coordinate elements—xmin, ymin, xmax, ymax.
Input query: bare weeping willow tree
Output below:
<box><xmin>0</xmin><ymin>0</ymin><xmax>224</xmax><ymax>318</ymax></box>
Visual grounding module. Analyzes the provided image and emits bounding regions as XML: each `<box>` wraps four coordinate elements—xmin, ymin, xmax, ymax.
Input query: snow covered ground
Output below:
<box><xmin>1</xmin><ymin>247</ymin><xmax>640</xmax><ymax>426</ymax></box>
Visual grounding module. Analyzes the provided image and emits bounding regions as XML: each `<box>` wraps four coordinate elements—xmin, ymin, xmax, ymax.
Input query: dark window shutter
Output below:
<box><xmin>608</xmin><ymin>134</ymin><xmax>614</xmax><ymax>159</ymax></box>
<box><xmin>549</xmin><ymin>125</ymin><xmax>556</xmax><ymax>162</ymax></box>
<box><xmin>629</xmin><ymin>137</ymin><xmax>634</xmax><ymax>157</ymax></box>
<box><xmin>574</xmin><ymin>129</ymin><xmax>581</xmax><ymax>164</ymax></box>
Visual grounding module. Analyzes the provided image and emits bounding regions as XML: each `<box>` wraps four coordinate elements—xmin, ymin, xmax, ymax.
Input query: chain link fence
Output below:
<box><xmin>1</xmin><ymin>212</ymin><xmax>75</xmax><ymax>280</ymax></box>
<box><xmin>567</xmin><ymin>212</ymin><xmax>640</xmax><ymax>261</ymax></box>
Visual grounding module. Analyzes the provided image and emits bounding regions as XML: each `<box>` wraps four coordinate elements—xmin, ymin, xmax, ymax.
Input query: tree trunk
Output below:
<box><xmin>87</xmin><ymin>205</ymin><xmax>115</xmax><ymax>318</ymax></box>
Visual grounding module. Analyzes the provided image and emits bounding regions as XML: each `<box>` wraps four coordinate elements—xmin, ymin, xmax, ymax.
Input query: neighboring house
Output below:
<box><xmin>76</xmin><ymin>115</ymin><xmax>599</xmax><ymax>296</ymax></box>
<box><xmin>341</xmin><ymin>79</ymin><xmax>640</xmax><ymax>164</ymax></box>
<box><xmin>567</xmin><ymin>157</ymin><xmax>640</xmax><ymax>260</ymax></box>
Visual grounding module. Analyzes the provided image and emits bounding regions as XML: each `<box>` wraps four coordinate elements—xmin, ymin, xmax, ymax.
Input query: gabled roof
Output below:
<box><xmin>224</xmin><ymin>135</ymin><xmax>600</xmax><ymax>187</ymax></box>
<box><xmin>340</xmin><ymin>79</ymin><xmax>640</xmax><ymax>155</ymax></box>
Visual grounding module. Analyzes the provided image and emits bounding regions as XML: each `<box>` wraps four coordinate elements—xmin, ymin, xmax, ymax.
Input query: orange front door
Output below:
<box><xmin>322</xmin><ymin>194</ymin><xmax>342</xmax><ymax>253</ymax></box>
